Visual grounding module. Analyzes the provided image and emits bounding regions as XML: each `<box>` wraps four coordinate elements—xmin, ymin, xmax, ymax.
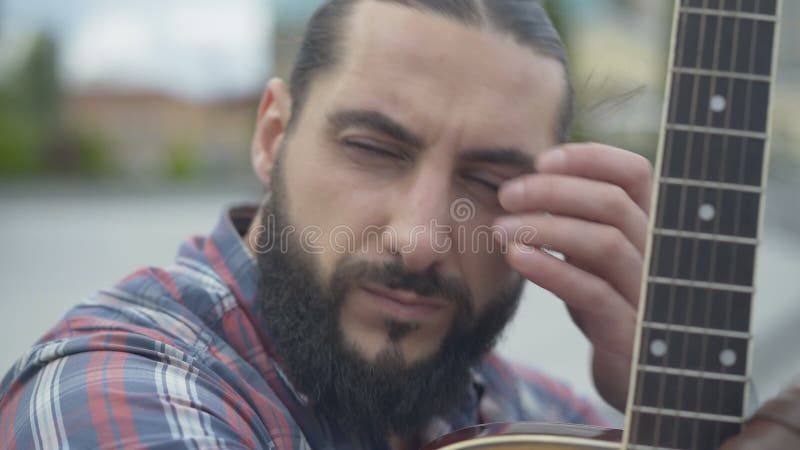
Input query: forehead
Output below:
<box><xmin>307</xmin><ymin>1</ymin><xmax>566</xmax><ymax>152</ymax></box>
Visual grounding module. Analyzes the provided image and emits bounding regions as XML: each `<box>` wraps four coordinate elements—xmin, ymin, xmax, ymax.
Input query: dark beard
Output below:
<box><xmin>256</xmin><ymin>158</ymin><xmax>524</xmax><ymax>441</ymax></box>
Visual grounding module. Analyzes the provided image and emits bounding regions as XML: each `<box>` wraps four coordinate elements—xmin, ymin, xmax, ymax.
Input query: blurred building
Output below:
<box><xmin>64</xmin><ymin>88</ymin><xmax>258</xmax><ymax>176</ymax></box>
<box><xmin>0</xmin><ymin>0</ymin><xmax>271</xmax><ymax>178</ymax></box>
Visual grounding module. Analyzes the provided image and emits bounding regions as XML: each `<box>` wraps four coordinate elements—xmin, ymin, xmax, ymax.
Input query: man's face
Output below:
<box><xmin>269</xmin><ymin>2</ymin><xmax>564</xmax><ymax>369</ymax></box>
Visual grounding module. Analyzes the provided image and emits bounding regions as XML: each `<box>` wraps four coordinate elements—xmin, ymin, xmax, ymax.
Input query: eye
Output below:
<box><xmin>343</xmin><ymin>138</ymin><xmax>405</xmax><ymax>160</ymax></box>
<box><xmin>462</xmin><ymin>173</ymin><xmax>501</xmax><ymax>192</ymax></box>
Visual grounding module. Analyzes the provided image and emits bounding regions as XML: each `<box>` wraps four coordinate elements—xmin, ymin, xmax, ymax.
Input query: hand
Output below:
<box><xmin>719</xmin><ymin>378</ymin><xmax>800</xmax><ymax>449</ymax></box>
<box><xmin>494</xmin><ymin>143</ymin><xmax>652</xmax><ymax>412</ymax></box>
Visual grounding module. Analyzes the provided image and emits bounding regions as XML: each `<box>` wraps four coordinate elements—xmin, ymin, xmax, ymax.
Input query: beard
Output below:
<box><xmin>255</xmin><ymin>155</ymin><xmax>525</xmax><ymax>441</ymax></box>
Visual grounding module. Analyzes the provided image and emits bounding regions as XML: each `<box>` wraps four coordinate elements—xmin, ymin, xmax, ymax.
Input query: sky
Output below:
<box><xmin>0</xmin><ymin>0</ymin><xmax>275</xmax><ymax>100</ymax></box>
<box><xmin>0</xmin><ymin>0</ymin><xmax>615</xmax><ymax>100</ymax></box>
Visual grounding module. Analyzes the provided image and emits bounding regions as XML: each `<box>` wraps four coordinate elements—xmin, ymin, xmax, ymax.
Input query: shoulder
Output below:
<box><xmin>0</xmin><ymin>342</ymin><xmax>271</xmax><ymax>449</ymax></box>
<box><xmin>0</xmin><ymin>263</ymin><xmax>295</xmax><ymax>449</ymax></box>
<box><xmin>476</xmin><ymin>352</ymin><xmax>607</xmax><ymax>426</ymax></box>
<box><xmin>0</xmin><ymin>319</ymin><xmax>303</xmax><ymax>449</ymax></box>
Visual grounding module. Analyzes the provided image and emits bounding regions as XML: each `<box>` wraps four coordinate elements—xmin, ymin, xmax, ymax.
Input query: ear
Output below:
<box><xmin>251</xmin><ymin>78</ymin><xmax>293</xmax><ymax>187</ymax></box>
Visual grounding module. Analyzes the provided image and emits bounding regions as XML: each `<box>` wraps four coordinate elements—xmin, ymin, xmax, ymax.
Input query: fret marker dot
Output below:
<box><xmin>699</xmin><ymin>203</ymin><xmax>716</xmax><ymax>222</ymax></box>
<box><xmin>710</xmin><ymin>95</ymin><xmax>727</xmax><ymax>113</ymax></box>
<box><xmin>650</xmin><ymin>339</ymin><xmax>668</xmax><ymax>358</ymax></box>
<box><xmin>720</xmin><ymin>349</ymin><xmax>737</xmax><ymax>367</ymax></box>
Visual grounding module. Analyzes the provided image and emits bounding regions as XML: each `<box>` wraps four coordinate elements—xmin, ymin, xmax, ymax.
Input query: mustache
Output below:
<box><xmin>331</xmin><ymin>258</ymin><xmax>473</xmax><ymax>310</ymax></box>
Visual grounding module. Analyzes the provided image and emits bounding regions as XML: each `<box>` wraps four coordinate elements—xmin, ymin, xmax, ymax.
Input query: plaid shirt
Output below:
<box><xmin>0</xmin><ymin>205</ymin><xmax>604</xmax><ymax>450</ymax></box>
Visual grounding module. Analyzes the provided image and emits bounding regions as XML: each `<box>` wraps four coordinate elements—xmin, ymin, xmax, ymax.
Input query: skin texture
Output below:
<box><xmin>720</xmin><ymin>379</ymin><xmax>800</xmax><ymax>449</ymax></box>
<box><xmin>247</xmin><ymin>2</ymin><xmax>800</xmax><ymax>448</ymax></box>
<box><xmin>250</xmin><ymin>0</ymin><xmax>650</xmax><ymax>430</ymax></box>
<box><xmin>254</xmin><ymin>167</ymin><xmax>525</xmax><ymax>439</ymax></box>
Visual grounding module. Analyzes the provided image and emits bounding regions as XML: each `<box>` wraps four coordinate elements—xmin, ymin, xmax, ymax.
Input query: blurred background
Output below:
<box><xmin>1</xmin><ymin>0</ymin><xmax>798</xmax><ymax>424</ymax></box>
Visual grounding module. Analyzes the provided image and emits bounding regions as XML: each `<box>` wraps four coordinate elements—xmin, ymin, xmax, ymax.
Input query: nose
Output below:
<box><xmin>383</xmin><ymin>166</ymin><xmax>455</xmax><ymax>273</ymax></box>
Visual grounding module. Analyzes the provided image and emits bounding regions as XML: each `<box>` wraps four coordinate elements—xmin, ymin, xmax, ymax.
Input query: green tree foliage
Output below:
<box><xmin>0</xmin><ymin>31</ymin><xmax>116</xmax><ymax>176</ymax></box>
<box><xmin>165</xmin><ymin>137</ymin><xmax>200</xmax><ymax>180</ymax></box>
<box><xmin>0</xmin><ymin>32</ymin><xmax>59</xmax><ymax>174</ymax></box>
<box><xmin>541</xmin><ymin>0</ymin><xmax>570</xmax><ymax>45</ymax></box>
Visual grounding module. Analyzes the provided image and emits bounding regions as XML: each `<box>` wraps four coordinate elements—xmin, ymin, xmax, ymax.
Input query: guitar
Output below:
<box><xmin>422</xmin><ymin>0</ymin><xmax>783</xmax><ymax>449</ymax></box>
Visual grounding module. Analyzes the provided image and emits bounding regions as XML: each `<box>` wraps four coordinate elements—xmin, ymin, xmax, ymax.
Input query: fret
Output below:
<box><xmin>645</xmin><ymin>282</ymin><xmax>752</xmax><ymax>332</ymax></box>
<box><xmin>660</xmin><ymin>178</ymin><xmax>762</xmax><ymax>194</ymax></box>
<box><xmin>635</xmin><ymin>370</ymin><xmax>745</xmax><ymax>416</ymax></box>
<box><xmin>632</xmin><ymin>407</ymin><xmax>741</xmax><ymax>424</ymax></box>
<box><xmin>631</xmin><ymin>412</ymin><xmax>742</xmax><ymax>449</ymax></box>
<box><xmin>643</xmin><ymin>322</ymin><xmax>750</xmax><ymax>339</ymax></box>
<box><xmin>628</xmin><ymin>445</ymin><xmax>684</xmax><ymax>450</ymax></box>
<box><xmin>682</xmin><ymin>0</ymin><xmax>777</xmax><ymax>16</ymax></box>
<box><xmin>665</xmin><ymin>124</ymin><xmax>766</xmax><ymax>140</ymax></box>
<box><xmin>672</xmin><ymin>67</ymin><xmax>771</xmax><ymax>82</ymax></box>
<box><xmin>669</xmin><ymin>74</ymin><xmax>770</xmax><ymax>132</ymax></box>
<box><xmin>675</xmin><ymin>12</ymin><xmax>776</xmax><ymax>75</ymax></box>
<box><xmin>653</xmin><ymin>230</ymin><xmax>758</xmax><ymax>246</ymax></box>
<box><xmin>656</xmin><ymin>184</ymin><xmax>761</xmax><ymax>238</ymax></box>
<box><xmin>638</xmin><ymin>365</ymin><xmax>749</xmax><ymax>383</ymax></box>
<box><xmin>647</xmin><ymin>277</ymin><xmax>754</xmax><ymax>294</ymax></box>
<box><xmin>651</xmin><ymin>236</ymin><xmax>756</xmax><ymax>286</ymax></box>
<box><xmin>679</xmin><ymin>7</ymin><xmax>776</xmax><ymax>22</ymax></box>
<box><xmin>639</xmin><ymin>328</ymin><xmax>749</xmax><ymax>375</ymax></box>
<box><xmin>662</xmin><ymin>130</ymin><xmax>765</xmax><ymax>186</ymax></box>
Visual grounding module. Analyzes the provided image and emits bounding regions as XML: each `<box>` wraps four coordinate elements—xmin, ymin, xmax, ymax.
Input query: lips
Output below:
<box><xmin>361</xmin><ymin>283</ymin><xmax>449</xmax><ymax>319</ymax></box>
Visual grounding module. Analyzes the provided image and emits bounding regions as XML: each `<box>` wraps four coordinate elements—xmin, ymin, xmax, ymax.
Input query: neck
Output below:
<box><xmin>244</xmin><ymin>207</ymin><xmax>266</xmax><ymax>257</ymax></box>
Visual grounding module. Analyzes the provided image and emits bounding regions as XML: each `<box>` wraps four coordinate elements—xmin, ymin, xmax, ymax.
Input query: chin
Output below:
<box><xmin>344</xmin><ymin>329</ymin><xmax>443</xmax><ymax>369</ymax></box>
<box><xmin>397</xmin><ymin>338</ymin><xmax>443</xmax><ymax>364</ymax></box>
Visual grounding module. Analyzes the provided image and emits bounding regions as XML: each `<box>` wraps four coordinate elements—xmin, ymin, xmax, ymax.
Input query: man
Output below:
<box><xmin>0</xmin><ymin>1</ymin><xmax>796</xmax><ymax>449</ymax></box>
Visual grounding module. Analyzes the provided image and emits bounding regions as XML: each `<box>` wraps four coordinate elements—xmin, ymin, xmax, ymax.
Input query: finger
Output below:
<box><xmin>498</xmin><ymin>174</ymin><xmax>649</xmax><ymax>253</ymax></box>
<box><xmin>719</xmin><ymin>419</ymin><xmax>799</xmax><ymax>450</ymax></box>
<box><xmin>534</xmin><ymin>143</ymin><xmax>653</xmax><ymax>213</ymax></box>
<box><xmin>496</xmin><ymin>214</ymin><xmax>643</xmax><ymax>307</ymax></box>
<box><xmin>506</xmin><ymin>242</ymin><xmax>636</xmax><ymax>354</ymax></box>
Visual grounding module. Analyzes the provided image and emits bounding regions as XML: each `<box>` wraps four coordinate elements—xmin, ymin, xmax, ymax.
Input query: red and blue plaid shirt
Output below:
<box><xmin>0</xmin><ymin>205</ymin><xmax>604</xmax><ymax>449</ymax></box>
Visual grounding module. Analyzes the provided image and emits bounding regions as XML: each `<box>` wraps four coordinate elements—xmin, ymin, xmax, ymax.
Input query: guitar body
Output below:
<box><xmin>420</xmin><ymin>423</ymin><xmax>621</xmax><ymax>449</ymax></box>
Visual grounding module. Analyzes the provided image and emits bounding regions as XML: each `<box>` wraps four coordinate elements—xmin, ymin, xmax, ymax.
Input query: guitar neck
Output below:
<box><xmin>622</xmin><ymin>1</ymin><xmax>782</xmax><ymax>449</ymax></box>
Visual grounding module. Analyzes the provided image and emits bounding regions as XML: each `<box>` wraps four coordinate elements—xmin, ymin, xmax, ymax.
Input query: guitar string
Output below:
<box><xmin>706</xmin><ymin>1</ymin><xmax>768</xmax><ymax>445</ymax></box>
<box><xmin>680</xmin><ymin>0</ymin><xmax>727</xmax><ymax>447</ymax></box>
<box><xmin>650</xmin><ymin>1</ymin><xmax>706</xmax><ymax>446</ymax></box>
<box><xmin>703</xmin><ymin>1</ymin><xmax>750</xmax><ymax>446</ymax></box>
<box><xmin>629</xmin><ymin>2</ymin><xmax>687</xmax><ymax>445</ymax></box>
<box><xmin>660</xmin><ymin>1</ymin><xmax>747</xmax><ymax>447</ymax></box>
<box><xmin>655</xmin><ymin>1</ymin><xmax>710</xmax><ymax>448</ymax></box>
<box><xmin>632</xmin><ymin>1</ymin><xmax>700</xmax><ymax>444</ymax></box>
<box><xmin>716</xmin><ymin>0</ymin><xmax>768</xmax><ymax>442</ymax></box>
<box><xmin>697</xmin><ymin>0</ymin><xmax>728</xmax><ymax>445</ymax></box>
<box><xmin>674</xmin><ymin>0</ymin><xmax>733</xmax><ymax>447</ymax></box>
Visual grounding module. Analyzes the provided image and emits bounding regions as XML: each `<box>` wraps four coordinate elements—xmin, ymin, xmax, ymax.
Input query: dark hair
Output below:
<box><xmin>288</xmin><ymin>0</ymin><xmax>573</xmax><ymax>142</ymax></box>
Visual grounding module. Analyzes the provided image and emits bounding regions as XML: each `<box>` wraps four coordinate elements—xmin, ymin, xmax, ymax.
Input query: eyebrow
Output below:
<box><xmin>328</xmin><ymin>109</ymin><xmax>425</xmax><ymax>149</ymax></box>
<box><xmin>328</xmin><ymin>108</ymin><xmax>536</xmax><ymax>172</ymax></box>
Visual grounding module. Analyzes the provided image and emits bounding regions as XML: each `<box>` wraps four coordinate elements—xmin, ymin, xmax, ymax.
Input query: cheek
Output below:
<box><xmin>285</xmin><ymin>132</ymin><xmax>391</xmax><ymax>218</ymax></box>
<box><xmin>457</xmin><ymin>232</ymin><xmax>514</xmax><ymax>316</ymax></box>
<box><xmin>280</xmin><ymin>137</ymin><xmax>390</xmax><ymax>274</ymax></box>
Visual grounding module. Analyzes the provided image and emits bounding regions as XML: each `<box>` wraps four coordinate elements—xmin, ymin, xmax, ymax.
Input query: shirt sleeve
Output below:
<box><xmin>510</xmin><ymin>362</ymin><xmax>609</xmax><ymax>426</ymax></box>
<box><xmin>0</xmin><ymin>348</ymin><xmax>265</xmax><ymax>450</ymax></box>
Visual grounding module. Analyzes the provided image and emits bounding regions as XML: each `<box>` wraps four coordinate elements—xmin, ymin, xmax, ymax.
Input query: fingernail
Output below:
<box><xmin>537</xmin><ymin>149</ymin><xmax>566</xmax><ymax>171</ymax></box>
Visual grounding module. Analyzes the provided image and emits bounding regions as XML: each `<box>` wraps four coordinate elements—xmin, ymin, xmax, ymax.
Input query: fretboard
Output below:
<box><xmin>623</xmin><ymin>1</ymin><xmax>781</xmax><ymax>449</ymax></box>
